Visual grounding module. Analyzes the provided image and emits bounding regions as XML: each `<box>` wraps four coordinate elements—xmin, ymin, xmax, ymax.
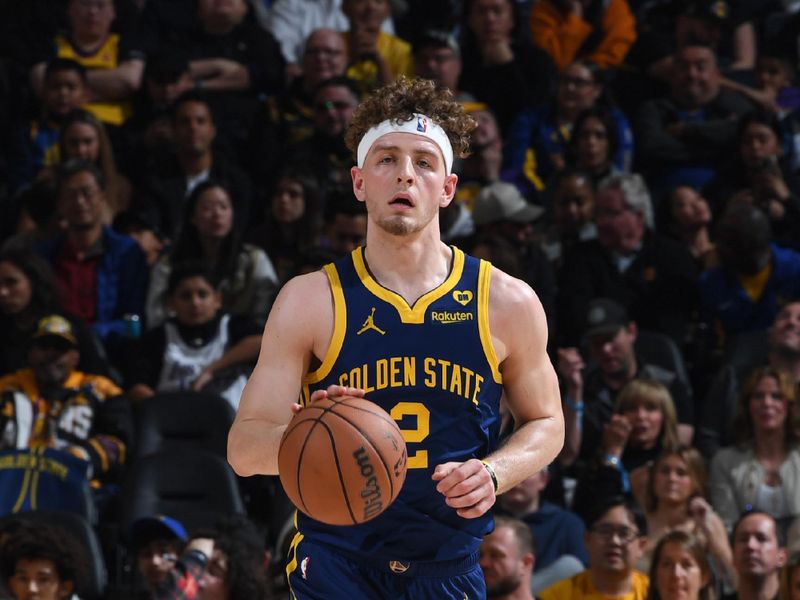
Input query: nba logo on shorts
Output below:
<box><xmin>417</xmin><ymin>116</ymin><xmax>427</xmax><ymax>132</ymax></box>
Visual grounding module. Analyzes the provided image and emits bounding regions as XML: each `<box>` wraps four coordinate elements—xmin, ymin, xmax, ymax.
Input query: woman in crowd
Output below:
<box><xmin>146</xmin><ymin>180</ymin><xmax>279</xmax><ymax>329</ymax></box>
<box><xmin>662</xmin><ymin>185</ymin><xmax>716</xmax><ymax>272</ymax></box>
<box><xmin>244</xmin><ymin>168</ymin><xmax>322</xmax><ymax>283</ymax></box>
<box><xmin>647</xmin><ymin>530</ymin><xmax>716</xmax><ymax>600</ymax></box>
<box><xmin>709</xmin><ymin>366</ymin><xmax>800</xmax><ymax>533</ymax></box>
<box><xmin>644</xmin><ymin>447</ymin><xmax>734</xmax><ymax>585</ymax></box>
<box><xmin>567</xmin><ymin>106</ymin><xmax>622</xmax><ymax>186</ymax></box>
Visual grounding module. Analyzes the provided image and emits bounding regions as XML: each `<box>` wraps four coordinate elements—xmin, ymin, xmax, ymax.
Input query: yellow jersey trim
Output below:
<box><xmin>285</xmin><ymin>528</ymin><xmax>304</xmax><ymax>598</ymax></box>
<box><xmin>352</xmin><ymin>245</ymin><xmax>465</xmax><ymax>324</ymax></box>
<box><xmin>302</xmin><ymin>264</ymin><xmax>347</xmax><ymax>401</ymax></box>
<box><xmin>478</xmin><ymin>261</ymin><xmax>502</xmax><ymax>384</ymax></box>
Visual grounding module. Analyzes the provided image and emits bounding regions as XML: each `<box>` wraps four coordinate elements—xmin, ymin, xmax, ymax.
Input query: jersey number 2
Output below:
<box><xmin>390</xmin><ymin>402</ymin><xmax>430</xmax><ymax>469</ymax></box>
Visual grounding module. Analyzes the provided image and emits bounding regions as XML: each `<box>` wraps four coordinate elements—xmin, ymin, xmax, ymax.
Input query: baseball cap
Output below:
<box><xmin>130</xmin><ymin>515</ymin><xmax>188</xmax><ymax>549</ymax></box>
<box><xmin>471</xmin><ymin>182</ymin><xmax>544</xmax><ymax>226</ymax></box>
<box><xmin>686</xmin><ymin>0</ymin><xmax>731</xmax><ymax>22</ymax></box>
<box><xmin>33</xmin><ymin>315</ymin><xmax>77</xmax><ymax>346</ymax></box>
<box><xmin>584</xmin><ymin>298</ymin><xmax>630</xmax><ymax>338</ymax></box>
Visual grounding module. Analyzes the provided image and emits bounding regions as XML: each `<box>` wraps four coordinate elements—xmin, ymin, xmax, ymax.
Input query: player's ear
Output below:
<box><xmin>352</xmin><ymin>166</ymin><xmax>367</xmax><ymax>203</ymax></box>
<box><xmin>440</xmin><ymin>173</ymin><xmax>457</xmax><ymax>208</ymax></box>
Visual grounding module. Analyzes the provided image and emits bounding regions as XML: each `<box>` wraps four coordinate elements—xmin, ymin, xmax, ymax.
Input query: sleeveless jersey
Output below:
<box><xmin>298</xmin><ymin>246</ymin><xmax>503</xmax><ymax>561</ymax></box>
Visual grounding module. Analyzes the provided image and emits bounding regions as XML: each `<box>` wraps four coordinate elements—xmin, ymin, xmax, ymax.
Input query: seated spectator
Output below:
<box><xmin>706</xmin><ymin>110</ymin><xmax>800</xmax><ymax>248</ymax></box>
<box><xmin>636</xmin><ymin>44</ymin><xmax>753</xmax><ymax>194</ymax></box>
<box><xmin>29</xmin><ymin>0</ymin><xmax>145</xmax><ymax>129</ymax></box>
<box><xmin>643</xmin><ymin>447</ymin><xmax>734</xmax><ymax>585</ymax></box>
<box><xmin>320</xmin><ymin>189</ymin><xmax>368</xmax><ymax>257</ymax></box>
<box><xmin>661</xmin><ymin>185</ymin><xmax>716</xmax><ymax>272</ymax></box>
<box><xmin>130</xmin><ymin>514</ymin><xmax>188</xmax><ymax>595</ymax></box>
<box><xmin>112</xmin><ymin>210</ymin><xmax>165</xmax><ymax>267</ymax></box>
<box><xmin>539</xmin><ymin>496</ymin><xmax>649</xmax><ymax>600</ymax></box>
<box><xmin>41</xmin><ymin>109</ymin><xmax>133</xmax><ymax>221</ymax></box>
<box><xmin>0</xmin><ymin>520</ymin><xmax>88</xmax><ymax>600</ymax></box>
<box><xmin>567</xmin><ymin>105</ymin><xmax>625</xmax><ymax>187</ymax></box>
<box><xmin>128</xmin><ymin>261</ymin><xmax>261</xmax><ymax>409</ymax></box>
<box><xmin>0</xmin><ymin>247</ymin><xmax>107</xmax><ymax>377</ymax></box>
<box><xmin>38</xmin><ymin>160</ymin><xmax>148</xmax><ymax>350</ymax></box>
<box><xmin>244</xmin><ymin>168</ymin><xmax>324</xmax><ymax>283</ymax></box>
<box><xmin>505</xmin><ymin>62</ymin><xmax>632</xmax><ymax>211</ymax></box>
<box><xmin>779</xmin><ymin>550</ymin><xmax>800</xmax><ymax>599</ymax></box>
<box><xmin>7</xmin><ymin>59</ymin><xmax>89</xmax><ymax>194</ymax></box>
<box><xmin>497</xmin><ymin>469</ymin><xmax>588</xmax><ymax>586</ymax></box>
<box><xmin>137</xmin><ymin>92</ymin><xmax>255</xmax><ymax>241</ymax></box>
<box><xmin>648</xmin><ymin>530</ymin><xmax>716</xmax><ymax>600</ymax></box>
<box><xmin>146</xmin><ymin>180</ymin><xmax>278</xmax><ymax>329</ymax></box>
<box><xmin>557</xmin><ymin>298</ymin><xmax>694</xmax><ymax>469</ymax></box>
<box><xmin>539</xmin><ymin>168</ymin><xmax>597</xmax><ymax>267</ymax></box>
<box><xmin>725</xmin><ymin>511</ymin><xmax>787</xmax><ymax>600</ymax></box>
<box><xmin>459</xmin><ymin>0</ymin><xmax>556</xmax><ymax>136</ymax></box>
<box><xmin>529</xmin><ymin>0</ymin><xmax>637</xmax><ymax>71</ymax></box>
<box><xmin>709</xmin><ymin>367</ymin><xmax>800</xmax><ymax>533</ymax></box>
<box><xmin>479</xmin><ymin>515</ymin><xmax>537</xmax><ymax>600</ymax></box>
<box><xmin>697</xmin><ymin>301</ymin><xmax>800</xmax><ymax>458</ymax></box>
<box><xmin>698</xmin><ymin>202</ymin><xmax>800</xmax><ymax>344</ymax></box>
<box><xmin>556</xmin><ymin>173</ymin><xmax>699</xmax><ymax>348</ymax></box>
<box><xmin>0</xmin><ymin>315</ymin><xmax>131</xmax><ymax>485</ymax></box>
<box><xmin>454</xmin><ymin>105</ymin><xmax>506</xmax><ymax>210</ymax></box>
<box><xmin>413</xmin><ymin>30</ymin><xmax>470</xmax><ymax>101</ymax></box>
<box><xmin>721</xmin><ymin>51</ymin><xmax>800</xmax><ymax>115</ymax></box>
<box><xmin>342</xmin><ymin>0</ymin><xmax>413</xmax><ymax>94</ymax></box>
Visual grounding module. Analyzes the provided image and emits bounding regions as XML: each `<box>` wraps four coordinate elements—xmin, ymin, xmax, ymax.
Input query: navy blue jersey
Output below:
<box><xmin>297</xmin><ymin>246</ymin><xmax>503</xmax><ymax>561</ymax></box>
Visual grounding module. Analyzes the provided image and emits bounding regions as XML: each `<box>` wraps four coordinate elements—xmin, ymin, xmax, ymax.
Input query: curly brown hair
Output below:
<box><xmin>733</xmin><ymin>365</ymin><xmax>800</xmax><ymax>446</ymax></box>
<box><xmin>344</xmin><ymin>76</ymin><xmax>475</xmax><ymax>162</ymax></box>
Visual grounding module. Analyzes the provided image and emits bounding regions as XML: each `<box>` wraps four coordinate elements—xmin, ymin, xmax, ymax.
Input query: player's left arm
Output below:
<box><xmin>433</xmin><ymin>269</ymin><xmax>564</xmax><ymax>518</ymax></box>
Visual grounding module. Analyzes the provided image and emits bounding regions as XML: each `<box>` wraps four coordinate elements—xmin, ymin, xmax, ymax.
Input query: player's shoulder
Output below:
<box><xmin>269</xmin><ymin>268</ymin><xmax>334</xmax><ymax>324</ymax></box>
<box><xmin>484</xmin><ymin>263</ymin><xmax>540</xmax><ymax>312</ymax></box>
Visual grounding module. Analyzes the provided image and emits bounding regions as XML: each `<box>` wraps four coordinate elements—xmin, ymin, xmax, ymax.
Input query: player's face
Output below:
<box><xmin>63</xmin><ymin>122</ymin><xmax>100</xmax><ymax>162</ymax></box>
<box><xmin>8</xmin><ymin>558</ymin><xmax>73</xmax><ymax>600</ymax></box>
<box><xmin>652</xmin><ymin>454</ymin><xmax>695</xmax><ymax>505</ymax></box>
<box><xmin>197</xmin><ymin>548</ymin><xmax>229</xmax><ymax>600</ymax></box>
<box><xmin>352</xmin><ymin>132</ymin><xmax>457</xmax><ymax>237</ymax></box>
<box><xmin>655</xmin><ymin>541</ymin><xmax>707</xmax><ymax>600</ymax></box>
<box><xmin>0</xmin><ymin>261</ymin><xmax>33</xmax><ymax>316</ymax></box>
<box><xmin>271</xmin><ymin>178</ymin><xmax>306</xmax><ymax>223</ymax></box>
<box><xmin>192</xmin><ymin>186</ymin><xmax>234</xmax><ymax>240</ymax></box>
<box><xmin>169</xmin><ymin>276</ymin><xmax>222</xmax><ymax>326</ymax></box>
<box><xmin>44</xmin><ymin>71</ymin><xmax>87</xmax><ymax>117</ymax></box>
<box><xmin>479</xmin><ymin>526</ymin><xmax>528</xmax><ymax>596</ymax></box>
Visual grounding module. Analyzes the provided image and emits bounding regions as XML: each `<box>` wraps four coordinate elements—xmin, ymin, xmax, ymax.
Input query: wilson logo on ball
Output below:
<box><xmin>353</xmin><ymin>446</ymin><xmax>384</xmax><ymax>520</ymax></box>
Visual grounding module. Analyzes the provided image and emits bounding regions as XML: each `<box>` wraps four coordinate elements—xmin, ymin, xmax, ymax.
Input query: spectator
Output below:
<box><xmin>7</xmin><ymin>59</ymin><xmax>89</xmax><ymax>194</ymax></box>
<box><xmin>706</xmin><ymin>111</ymin><xmax>800</xmax><ymax>248</ymax></box>
<box><xmin>321</xmin><ymin>189</ymin><xmax>368</xmax><ymax>257</ymax></box>
<box><xmin>648</xmin><ymin>530</ymin><xmax>716</xmax><ymax>600</ymax></box>
<box><xmin>112</xmin><ymin>210</ymin><xmax>165</xmax><ymax>267</ymax></box>
<box><xmin>453</xmin><ymin>105</ymin><xmax>507</xmax><ymax>212</ymax></box>
<box><xmin>539</xmin><ymin>497</ymin><xmax>649</xmax><ymax>600</ymax></box>
<box><xmin>643</xmin><ymin>447</ymin><xmax>734</xmax><ymax>585</ymax></box>
<box><xmin>128</xmin><ymin>261</ymin><xmax>261</xmax><ymax>409</ymax></box>
<box><xmin>137</xmin><ymin>92</ymin><xmax>255</xmax><ymax>241</ymax></box>
<box><xmin>244</xmin><ymin>168</ymin><xmax>324</xmax><ymax>283</ymax></box>
<box><xmin>709</xmin><ymin>367</ymin><xmax>800</xmax><ymax>533</ymax></box>
<box><xmin>342</xmin><ymin>0</ymin><xmax>413</xmax><ymax>93</ymax></box>
<box><xmin>661</xmin><ymin>185</ymin><xmax>716</xmax><ymax>272</ymax></box>
<box><xmin>479</xmin><ymin>515</ymin><xmax>537</xmax><ymax>600</ymax></box>
<box><xmin>725</xmin><ymin>512</ymin><xmax>786</xmax><ymax>600</ymax></box>
<box><xmin>529</xmin><ymin>0</ymin><xmax>637</xmax><ymax>71</ymax></box>
<box><xmin>0</xmin><ymin>314</ymin><xmax>131</xmax><ymax>484</ymax></box>
<box><xmin>131</xmin><ymin>515</ymin><xmax>188</xmax><ymax>595</ymax></box>
<box><xmin>0</xmin><ymin>247</ymin><xmax>108</xmax><ymax>377</ymax></box>
<box><xmin>29</xmin><ymin>0</ymin><xmax>145</xmax><ymax>129</ymax></box>
<box><xmin>556</xmin><ymin>173</ymin><xmax>699</xmax><ymax>348</ymax></box>
<box><xmin>497</xmin><ymin>469</ymin><xmax>588</xmax><ymax>587</ymax></box>
<box><xmin>698</xmin><ymin>202</ymin><xmax>800</xmax><ymax>343</ymax></box>
<box><xmin>413</xmin><ymin>30</ymin><xmax>469</xmax><ymax>100</ymax></box>
<box><xmin>146</xmin><ymin>180</ymin><xmax>278</xmax><ymax>330</ymax></box>
<box><xmin>567</xmin><ymin>105</ymin><xmax>625</xmax><ymax>187</ymax></box>
<box><xmin>697</xmin><ymin>301</ymin><xmax>800</xmax><ymax>458</ymax></box>
<box><xmin>38</xmin><ymin>160</ymin><xmax>148</xmax><ymax>350</ymax></box>
<box><xmin>505</xmin><ymin>60</ymin><xmax>633</xmax><ymax>201</ymax></box>
<box><xmin>539</xmin><ymin>168</ymin><xmax>597</xmax><ymax>267</ymax></box>
<box><xmin>0</xmin><ymin>520</ymin><xmax>88</xmax><ymax>600</ymax></box>
<box><xmin>557</xmin><ymin>298</ymin><xmax>694</xmax><ymax>469</ymax></box>
<box><xmin>636</xmin><ymin>44</ymin><xmax>753</xmax><ymax>193</ymax></box>
<box><xmin>459</xmin><ymin>0</ymin><xmax>556</xmax><ymax>136</ymax></box>
<box><xmin>780</xmin><ymin>551</ymin><xmax>800</xmax><ymax>599</ymax></box>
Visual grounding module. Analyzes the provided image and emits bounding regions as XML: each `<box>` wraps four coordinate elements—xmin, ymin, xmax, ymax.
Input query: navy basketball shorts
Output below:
<box><xmin>286</xmin><ymin>535</ymin><xmax>486</xmax><ymax>599</ymax></box>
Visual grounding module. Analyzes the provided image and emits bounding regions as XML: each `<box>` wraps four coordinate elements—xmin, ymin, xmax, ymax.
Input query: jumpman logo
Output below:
<box><xmin>357</xmin><ymin>307</ymin><xmax>386</xmax><ymax>335</ymax></box>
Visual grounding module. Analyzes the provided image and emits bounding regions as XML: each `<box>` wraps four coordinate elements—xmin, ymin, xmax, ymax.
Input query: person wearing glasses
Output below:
<box><xmin>539</xmin><ymin>496</ymin><xmax>650</xmax><ymax>600</ymax></box>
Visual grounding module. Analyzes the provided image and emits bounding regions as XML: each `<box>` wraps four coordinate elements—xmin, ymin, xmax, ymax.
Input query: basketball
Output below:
<box><xmin>278</xmin><ymin>395</ymin><xmax>408</xmax><ymax>526</ymax></box>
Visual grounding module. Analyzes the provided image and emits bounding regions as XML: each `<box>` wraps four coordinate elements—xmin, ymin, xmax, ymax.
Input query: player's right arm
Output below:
<box><xmin>227</xmin><ymin>270</ymin><xmax>331</xmax><ymax>476</ymax></box>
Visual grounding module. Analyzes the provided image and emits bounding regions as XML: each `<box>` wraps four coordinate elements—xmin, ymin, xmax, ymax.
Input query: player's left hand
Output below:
<box><xmin>292</xmin><ymin>385</ymin><xmax>366</xmax><ymax>414</ymax></box>
<box><xmin>432</xmin><ymin>459</ymin><xmax>496</xmax><ymax>519</ymax></box>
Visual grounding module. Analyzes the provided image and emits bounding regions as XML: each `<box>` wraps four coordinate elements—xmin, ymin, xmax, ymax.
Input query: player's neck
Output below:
<box><xmin>363</xmin><ymin>233</ymin><xmax>452</xmax><ymax>305</ymax></box>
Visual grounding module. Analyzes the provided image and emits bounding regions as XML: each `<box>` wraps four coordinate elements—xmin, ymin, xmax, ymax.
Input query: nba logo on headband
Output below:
<box><xmin>417</xmin><ymin>116</ymin><xmax>427</xmax><ymax>133</ymax></box>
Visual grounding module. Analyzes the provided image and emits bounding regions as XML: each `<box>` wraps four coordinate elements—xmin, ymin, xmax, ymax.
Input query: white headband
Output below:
<box><xmin>356</xmin><ymin>114</ymin><xmax>454</xmax><ymax>174</ymax></box>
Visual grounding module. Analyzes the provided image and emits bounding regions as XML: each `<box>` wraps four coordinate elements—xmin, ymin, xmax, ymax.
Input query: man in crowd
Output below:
<box><xmin>480</xmin><ymin>516</ymin><xmax>536</xmax><ymax>600</ymax></box>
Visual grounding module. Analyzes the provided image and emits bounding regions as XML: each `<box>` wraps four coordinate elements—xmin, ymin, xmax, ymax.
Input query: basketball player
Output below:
<box><xmin>228</xmin><ymin>76</ymin><xmax>564</xmax><ymax>599</ymax></box>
